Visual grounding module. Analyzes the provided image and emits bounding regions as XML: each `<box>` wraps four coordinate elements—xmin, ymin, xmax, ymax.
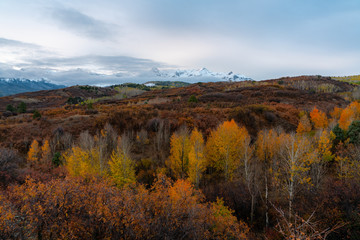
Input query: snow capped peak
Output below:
<box><xmin>150</xmin><ymin>67</ymin><xmax>252</xmax><ymax>82</ymax></box>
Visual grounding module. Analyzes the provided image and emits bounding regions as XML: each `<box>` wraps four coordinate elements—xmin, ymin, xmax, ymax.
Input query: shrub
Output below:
<box><xmin>52</xmin><ymin>152</ymin><xmax>62</xmax><ymax>166</ymax></box>
<box><xmin>33</xmin><ymin>110</ymin><xmax>41</xmax><ymax>119</ymax></box>
<box><xmin>6</xmin><ymin>104</ymin><xmax>15</xmax><ymax>113</ymax></box>
<box><xmin>188</xmin><ymin>95</ymin><xmax>198</xmax><ymax>103</ymax></box>
<box><xmin>17</xmin><ymin>101</ymin><xmax>27</xmax><ymax>113</ymax></box>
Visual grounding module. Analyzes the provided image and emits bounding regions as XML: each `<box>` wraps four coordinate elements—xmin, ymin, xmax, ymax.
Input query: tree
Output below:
<box><xmin>33</xmin><ymin>110</ymin><xmax>41</xmax><ymax>119</ymax></box>
<box><xmin>188</xmin><ymin>128</ymin><xmax>206</xmax><ymax>187</ymax></box>
<box><xmin>52</xmin><ymin>152</ymin><xmax>61</xmax><ymax>166</ymax></box>
<box><xmin>278</xmin><ymin>133</ymin><xmax>315</xmax><ymax>220</ymax></box>
<box><xmin>28</xmin><ymin>140</ymin><xmax>40</xmax><ymax>166</ymax></box>
<box><xmin>310</xmin><ymin>106</ymin><xmax>328</xmax><ymax>129</ymax></box>
<box><xmin>312</xmin><ymin>130</ymin><xmax>334</xmax><ymax>188</ymax></box>
<box><xmin>239</xmin><ymin>128</ymin><xmax>257</xmax><ymax>223</ymax></box>
<box><xmin>206</xmin><ymin>120</ymin><xmax>247</xmax><ymax>182</ymax></box>
<box><xmin>108</xmin><ymin>145</ymin><xmax>136</xmax><ymax>187</ymax></box>
<box><xmin>332</xmin><ymin>124</ymin><xmax>346</xmax><ymax>145</ymax></box>
<box><xmin>64</xmin><ymin>146</ymin><xmax>100</xmax><ymax>177</ymax></box>
<box><xmin>17</xmin><ymin>101</ymin><xmax>27</xmax><ymax>113</ymax></box>
<box><xmin>338</xmin><ymin>101</ymin><xmax>360</xmax><ymax>130</ymax></box>
<box><xmin>339</xmin><ymin>107</ymin><xmax>354</xmax><ymax>130</ymax></box>
<box><xmin>188</xmin><ymin>95</ymin><xmax>198</xmax><ymax>103</ymax></box>
<box><xmin>168</xmin><ymin>126</ymin><xmax>190</xmax><ymax>179</ymax></box>
<box><xmin>296</xmin><ymin>114</ymin><xmax>312</xmax><ymax>134</ymax></box>
<box><xmin>92</xmin><ymin>123</ymin><xmax>119</xmax><ymax>174</ymax></box>
<box><xmin>0</xmin><ymin>148</ymin><xmax>23</xmax><ymax>187</ymax></box>
<box><xmin>347</xmin><ymin>120</ymin><xmax>360</xmax><ymax>145</ymax></box>
<box><xmin>6</xmin><ymin>104</ymin><xmax>15</xmax><ymax>113</ymax></box>
<box><xmin>210</xmin><ymin>198</ymin><xmax>249</xmax><ymax>239</ymax></box>
<box><xmin>41</xmin><ymin>140</ymin><xmax>51</xmax><ymax>165</ymax></box>
<box><xmin>330</xmin><ymin>106</ymin><xmax>343</xmax><ymax>121</ymax></box>
<box><xmin>255</xmin><ymin>129</ymin><xmax>282</xmax><ymax>228</ymax></box>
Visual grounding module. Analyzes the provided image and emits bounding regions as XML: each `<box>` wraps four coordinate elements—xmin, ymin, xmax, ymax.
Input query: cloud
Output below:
<box><xmin>51</xmin><ymin>7</ymin><xmax>118</xmax><ymax>40</ymax></box>
<box><xmin>0</xmin><ymin>38</ymin><xmax>169</xmax><ymax>86</ymax></box>
<box><xmin>0</xmin><ymin>38</ymin><xmax>41</xmax><ymax>48</ymax></box>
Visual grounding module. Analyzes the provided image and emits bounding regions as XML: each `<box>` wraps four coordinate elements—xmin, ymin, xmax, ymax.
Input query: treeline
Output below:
<box><xmin>2</xmin><ymin>101</ymin><xmax>360</xmax><ymax>238</ymax></box>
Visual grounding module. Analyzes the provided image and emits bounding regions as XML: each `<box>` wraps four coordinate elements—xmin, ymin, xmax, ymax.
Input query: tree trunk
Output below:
<box><xmin>265</xmin><ymin>173</ymin><xmax>269</xmax><ymax>229</ymax></box>
<box><xmin>250</xmin><ymin>193</ymin><xmax>255</xmax><ymax>224</ymax></box>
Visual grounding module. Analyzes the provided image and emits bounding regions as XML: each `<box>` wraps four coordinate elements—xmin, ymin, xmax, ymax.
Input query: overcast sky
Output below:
<box><xmin>0</xmin><ymin>0</ymin><xmax>360</xmax><ymax>85</ymax></box>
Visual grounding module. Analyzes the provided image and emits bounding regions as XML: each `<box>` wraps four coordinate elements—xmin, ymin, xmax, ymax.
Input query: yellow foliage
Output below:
<box><xmin>256</xmin><ymin>129</ymin><xmax>281</xmax><ymax>162</ymax></box>
<box><xmin>317</xmin><ymin>130</ymin><xmax>334</xmax><ymax>162</ymax></box>
<box><xmin>109</xmin><ymin>148</ymin><xmax>135</xmax><ymax>187</ymax></box>
<box><xmin>206</xmin><ymin>120</ymin><xmax>248</xmax><ymax>181</ymax></box>
<box><xmin>188</xmin><ymin>128</ymin><xmax>206</xmax><ymax>187</ymax></box>
<box><xmin>41</xmin><ymin>140</ymin><xmax>51</xmax><ymax>164</ymax></box>
<box><xmin>168</xmin><ymin>128</ymin><xmax>190</xmax><ymax>179</ymax></box>
<box><xmin>27</xmin><ymin>140</ymin><xmax>40</xmax><ymax>166</ymax></box>
<box><xmin>64</xmin><ymin>146</ymin><xmax>101</xmax><ymax>177</ymax></box>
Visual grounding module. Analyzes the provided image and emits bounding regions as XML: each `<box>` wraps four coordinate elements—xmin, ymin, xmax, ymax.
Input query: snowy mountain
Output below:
<box><xmin>0</xmin><ymin>78</ymin><xmax>65</xmax><ymax>97</ymax></box>
<box><xmin>150</xmin><ymin>67</ymin><xmax>252</xmax><ymax>82</ymax></box>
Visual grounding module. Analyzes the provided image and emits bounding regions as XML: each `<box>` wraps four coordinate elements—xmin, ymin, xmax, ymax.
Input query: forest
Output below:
<box><xmin>1</xmin><ymin>76</ymin><xmax>360</xmax><ymax>239</ymax></box>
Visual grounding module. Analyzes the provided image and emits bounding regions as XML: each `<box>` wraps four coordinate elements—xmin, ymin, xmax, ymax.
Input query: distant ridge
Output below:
<box><xmin>150</xmin><ymin>67</ymin><xmax>252</xmax><ymax>82</ymax></box>
<box><xmin>0</xmin><ymin>78</ymin><xmax>65</xmax><ymax>97</ymax></box>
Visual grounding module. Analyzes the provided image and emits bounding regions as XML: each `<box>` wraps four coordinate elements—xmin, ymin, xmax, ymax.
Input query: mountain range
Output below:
<box><xmin>150</xmin><ymin>67</ymin><xmax>252</xmax><ymax>82</ymax></box>
<box><xmin>0</xmin><ymin>68</ymin><xmax>252</xmax><ymax>96</ymax></box>
<box><xmin>0</xmin><ymin>78</ymin><xmax>65</xmax><ymax>97</ymax></box>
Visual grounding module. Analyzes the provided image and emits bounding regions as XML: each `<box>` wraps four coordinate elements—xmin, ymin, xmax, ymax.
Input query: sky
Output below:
<box><xmin>0</xmin><ymin>0</ymin><xmax>360</xmax><ymax>85</ymax></box>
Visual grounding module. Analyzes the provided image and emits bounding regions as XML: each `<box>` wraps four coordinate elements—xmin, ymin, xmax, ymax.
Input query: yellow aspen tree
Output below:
<box><xmin>188</xmin><ymin>128</ymin><xmax>206</xmax><ymax>188</ymax></box>
<box><xmin>310</xmin><ymin>130</ymin><xmax>334</xmax><ymax>188</ymax></box>
<box><xmin>255</xmin><ymin>129</ymin><xmax>281</xmax><ymax>228</ymax></box>
<box><xmin>296</xmin><ymin>114</ymin><xmax>312</xmax><ymax>134</ymax></box>
<box><xmin>239</xmin><ymin>128</ymin><xmax>256</xmax><ymax>223</ymax></box>
<box><xmin>41</xmin><ymin>140</ymin><xmax>51</xmax><ymax>165</ymax></box>
<box><xmin>206</xmin><ymin>120</ymin><xmax>245</xmax><ymax>182</ymax></box>
<box><xmin>108</xmin><ymin>146</ymin><xmax>135</xmax><ymax>187</ymax></box>
<box><xmin>279</xmin><ymin>133</ymin><xmax>315</xmax><ymax>220</ymax></box>
<box><xmin>310</xmin><ymin>106</ymin><xmax>328</xmax><ymax>129</ymax></box>
<box><xmin>64</xmin><ymin>146</ymin><xmax>100</xmax><ymax>177</ymax></box>
<box><xmin>317</xmin><ymin>130</ymin><xmax>334</xmax><ymax>162</ymax></box>
<box><xmin>27</xmin><ymin>140</ymin><xmax>40</xmax><ymax>166</ymax></box>
<box><xmin>168</xmin><ymin>126</ymin><xmax>190</xmax><ymax>179</ymax></box>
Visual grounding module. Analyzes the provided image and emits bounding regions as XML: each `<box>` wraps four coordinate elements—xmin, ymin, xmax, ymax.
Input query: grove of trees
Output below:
<box><xmin>2</xmin><ymin>101</ymin><xmax>360</xmax><ymax>239</ymax></box>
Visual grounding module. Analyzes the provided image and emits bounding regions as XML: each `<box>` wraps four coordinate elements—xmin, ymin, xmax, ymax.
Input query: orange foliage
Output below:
<box><xmin>310</xmin><ymin>106</ymin><xmax>328</xmax><ymax>129</ymax></box>
<box><xmin>0</xmin><ymin>176</ymin><xmax>249</xmax><ymax>239</ymax></box>
<box><xmin>330</xmin><ymin>107</ymin><xmax>343</xmax><ymax>121</ymax></box>
<box><xmin>297</xmin><ymin>114</ymin><xmax>312</xmax><ymax>134</ymax></box>
<box><xmin>339</xmin><ymin>101</ymin><xmax>360</xmax><ymax>130</ymax></box>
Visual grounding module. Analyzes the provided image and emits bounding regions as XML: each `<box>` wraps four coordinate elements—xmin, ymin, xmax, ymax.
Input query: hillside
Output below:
<box><xmin>0</xmin><ymin>76</ymin><xmax>354</xmax><ymax>152</ymax></box>
<box><xmin>2</xmin><ymin>76</ymin><xmax>360</xmax><ymax>239</ymax></box>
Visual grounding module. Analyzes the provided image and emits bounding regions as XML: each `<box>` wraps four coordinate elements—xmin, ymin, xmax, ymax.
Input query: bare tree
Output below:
<box><xmin>273</xmin><ymin>204</ymin><xmax>346</xmax><ymax>240</ymax></box>
<box><xmin>78</xmin><ymin>130</ymin><xmax>95</xmax><ymax>151</ymax></box>
<box><xmin>153</xmin><ymin>119</ymin><xmax>170</xmax><ymax>165</ymax></box>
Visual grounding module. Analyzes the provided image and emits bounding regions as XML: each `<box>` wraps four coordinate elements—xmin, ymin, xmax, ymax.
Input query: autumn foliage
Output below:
<box><xmin>4</xmin><ymin>78</ymin><xmax>360</xmax><ymax>239</ymax></box>
<box><xmin>310</xmin><ymin>106</ymin><xmax>328</xmax><ymax>129</ymax></box>
<box><xmin>0</xmin><ymin>176</ymin><xmax>248</xmax><ymax>240</ymax></box>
